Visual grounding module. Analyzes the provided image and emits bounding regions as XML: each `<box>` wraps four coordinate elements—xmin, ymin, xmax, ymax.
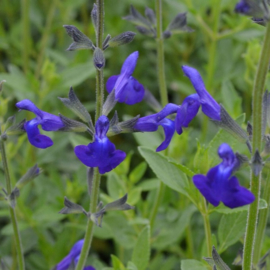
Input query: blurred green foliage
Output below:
<box><xmin>0</xmin><ymin>0</ymin><xmax>269</xmax><ymax>269</ymax></box>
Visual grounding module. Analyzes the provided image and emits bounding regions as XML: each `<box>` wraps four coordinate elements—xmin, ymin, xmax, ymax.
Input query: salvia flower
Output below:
<box><xmin>54</xmin><ymin>239</ymin><xmax>95</xmax><ymax>270</ymax></box>
<box><xmin>74</xmin><ymin>115</ymin><xmax>126</xmax><ymax>174</ymax></box>
<box><xmin>174</xmin><ymin>66</ymin><xmax>221</xmax><ymax>134</ymax></box>
<box><xmin>106</xmin><ymin>51</ymin><xmax>145</xmax><ymax>105</ymax></box>
<box><xmin>16</xmin><ymin>99</ymin><xmax>64</xmax><ymax>149</ymax></box>
<box><xmin>235</xmin><ymin>0</ymin><xmax>266</xmax><ymax>17</ymax></box>
<box><xmin>193</xmin><ymin>143</ymin><xmax>255</xmax><ymax>208</ymax></box>
<box><xmin>134</xmin><ymin>103</ymin><xmax>179</xmax><ymax>151</ymax></box>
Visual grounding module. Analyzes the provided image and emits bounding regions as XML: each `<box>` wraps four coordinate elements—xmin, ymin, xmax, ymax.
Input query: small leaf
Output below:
<box><xmin>139</xmin><ymin>147</ymin><xmax>191</xmax><ymax>199</ymax></box>
<box><xmin>129</xmin><ymin>162</ymin><xmax>147</xmax><ymax>184</ymax></box>
<box><xmin>218</xmin><ymin>212</ymin><xmax>247</xmax><ymax>253</ymax></box>
<box><xmin>111</xmin><ymin>255</ymin><xmax>125</xmax><ymax>270</ymax></box>
<box><xmin>212</xmin><ymin>246</ymin><xmax>231</xmax><ymax>270</ymax></box>
<box><xmin>16</xmin><ymin>164</ymin><xmax>40</xmax><ymax>190</ymax></box>
<box><xmin>132</xmin><ymin>225</ymin><xmax>150</xmax><ymax>270</ymax></box>
<box><xmin>59</xmin><ymin>197</ymin><xmax>87</xmax><ymax>215</ymax></box>
<box><xmin>59</xmin><ymin>114</ymin><xmax>90</xmax><ymax>133</ymax></box>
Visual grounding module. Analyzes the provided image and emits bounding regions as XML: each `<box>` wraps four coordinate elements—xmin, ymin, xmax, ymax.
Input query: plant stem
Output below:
<box><xmin>155</xmin><ymin>0</ymin><xmax>168</xmax><ymax>107</ymax></box>
<box><xmin>21</xmin><ymin>0</ymin><xmax>30</xmax><ymax>73</ymax></box>
<box><xmin>75</xmin><ymin>1</ymin><xmax>104</xmax><ymax>269</ymax></box>
<box><xmin>149</xmin><ymin>0</ymin><xmax>168</xmax><ymax>234</ymax></box>
<box><xmin>0</xmin><ymin>136</ymin><xmax>25</xmax><ymax>270</ymax></box>
<box><xmin>243</xmin><ymin>22</ymin><xmax>270</xmax><ymax>270</ymax></box>
<box><xmin>253</xmin><ymin>172</ymin><xmax>270</xmax><ymax>265</ymax></box>
<box><xmin>202</xmin><ymin>199</ymin><xmax>212</xmax><ymax>257</ymax></box>
<box><xmin>75</xmin><ymin>169</ymin><xmax>101</xmax><ymax>270</ymax></box>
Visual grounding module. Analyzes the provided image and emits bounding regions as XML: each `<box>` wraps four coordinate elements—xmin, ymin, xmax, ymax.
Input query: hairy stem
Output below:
<box><xmin>75</xmin><ymin>169</ymin><xmax>101</xmax><ymax>270</ymax></box>
<box><xmin>253</xmin><ymin>172</ymin><xmax>270</xmax><ymax>265</ymax></box>
<box><xmin>75</xmin><ymin>1</ymin><xmax>104</xmax><ymax>269</ymax></box>
<box><xmin>155</xmin><ymin>0</ymin><xmax>168</xmax><ymax>107</ymax></box>
<box><xmin>243</xmin><ymin>22</ymin><xmax>270</xmax><ymax>270</ymax></box>
<box><xmin>0</xmin><ymin>136</ymin><xmax>25</xmax><ymax>270</ymax></box>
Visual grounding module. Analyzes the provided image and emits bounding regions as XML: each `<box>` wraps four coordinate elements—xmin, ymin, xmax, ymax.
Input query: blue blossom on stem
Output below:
<box><xmin>16</xmin><ymin>99</ymin><xmax>64</xmax><ymax>149</ymax></box>
<box><xmin>193</xmin><ymin>143</ymin><xmax>255</xmax><ymax>209</ymax></box>
<box><xmin>55</xmin><ymin>239</ymin><xmax>95</xmax><ymax>270</ymax></box>
<box><xmin>74</xmin><ymin>115</ymin><xmax>126</xmax><ymax>174</ymax></box>
<box><xmin>134</xmin><ymin>103</ymin><xmax>179</xmax><ymax>151</ymax></box>
<box><xmin>106</xmin><ymin>51</ymin><xmax>145</xmax><ymax>105</ymax></box>
<box><xmin>235</xmin><ymin>0</ymin><xmax>252</xmax><ymax>14</ymax></box>
<box><xmin>174</xmin><ymin>66</ymin><xmax>220</xmax><ymax>134</ymax></box>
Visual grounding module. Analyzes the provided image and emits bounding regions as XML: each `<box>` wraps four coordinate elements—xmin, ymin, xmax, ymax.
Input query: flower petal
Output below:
<box><xmin>106</xmin><ymin>75</ymin><xmax>119</xmax><ymax>93</ymax></box>
<box><xmin>41</xmin><ymin>112</ymin><xmax>64</xmax><ymax>131</ymax></box>
<box><xmin>120</xmin><ymin>51</ymin><xmax>138</xmax><ymax>77</ymax></box>
<box><xmin>25</xmin><ymin>119</ymin><xmax>53</xmax><ymax>149</ymax></box>
<box><xmin>95</xmin><ymin>115</ymin><xmax>110</xmax><ymax>139</ymax></box>
<box><xmin>115</xmin><ymin>77</ymin><xmax>145</xmax><ymax>105</ymax></box>
<box><xmin>221</xmin><ymin>176</ymin><xmax>255</xmax><ymax>208</ymax></box>
<box><xmin>16</xmin><ymin>99</ymin><xmax>43</xmax><ymax>118</ymax></box>
<box><xmin>156</xmin><ymin>119</ymin><xmax>175</xmax><ymax>152</ymax></box>
<box><xmin>175</xmin><ymin>94</ymin><xmax>200</xmax><ymax>134</ymax></box>
<box><xmin>182</xmin><ymin>66</ymin><xmax>220</xmax><ymax>121</ymax></box>
<box><xmin>193</xmin><ymin>174</ymin><xmax>220</xmax><ymax>206</ymax></box>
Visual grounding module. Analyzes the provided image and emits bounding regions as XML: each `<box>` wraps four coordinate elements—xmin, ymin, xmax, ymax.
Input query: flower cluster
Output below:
<box><xmin>16</xmin><ymin>51</ymin><xmax>254</xmax><ymax>209</ymax></box>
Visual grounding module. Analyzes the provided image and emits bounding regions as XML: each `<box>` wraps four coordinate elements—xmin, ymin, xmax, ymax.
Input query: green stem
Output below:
<box><xmin>155</xmin><ymin>0</ymin><xmax>168</xmax><ymax>107</ymax></box>
<box><xmin>75</xmin><ymin>1</ymin><xmax>104</xmax><ymax>269</ymax></box>
<box><xmin>201</xmin><ymin>199</ymin><xmax>212</xmax><ymax>257</ymax></box>
<box><xmin>75</xmin><ymin>169</ymin><xmax>101</xmax><ymax>270</ymax></box>
<box><xmin>243</xmin><ymin>22</ymin><xmax>270</xmax><ymax>270</ymax></box>
<box><xmin>0</xmin><ymin>137</ymin><xmax>25</xmax><ymax>270</ymax></box>
<box><xmin>21</xmin><ymin>0</ymin><xmax>30</xmax><ymax>73</ymax></box>
<box><xmin>253</xmin><ymin>172</ymin><xmax>270</xmax><ymax>265</ymax></box>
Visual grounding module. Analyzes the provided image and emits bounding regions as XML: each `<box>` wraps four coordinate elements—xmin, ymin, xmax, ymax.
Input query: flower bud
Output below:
<box><xmin>93</xmin><ymin>47</ymin><xmax>105</xmax><ymax>70</ymax></box>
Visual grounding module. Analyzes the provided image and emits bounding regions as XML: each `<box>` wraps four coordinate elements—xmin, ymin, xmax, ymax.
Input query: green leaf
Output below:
<box><xmin>132</xmin><ymin>225</ymin><xmax>150</xmax><ymax>270</ymax></box>
<box><xmin>128</xmin><ymin>187</ymin><xmax>142</xmax><ymax>205</ymax></box>
<box><xmin>107</xmin><ymin>172</ymin><xmax>126</xmax><ymax>199</ymax></box>
<box><xmin>127</xmin><ymin>262</ymin><xmax>138</xmax><ymax>270</ymax></box>
<box><xmin>212</xmin><ymin>199</ymin><xmax>267</xmax><ymax>214</ymax></box>
<box><xmin>153</xmin><ymin>205</ymin><xmax>197</xmax><ymax>249</ymax></box>
<box><xmin>129</xmin><ymin>162</ymin><xmax>147</xmax><ymax>184</ymax></box>
<box><xmin>111</xmin><ymin>255</ymin><xmax>125</xmax><ymax>270</ymax></box>
<box><xmin>181</xmin><ymin>259</ymin><xmax>208</xmax><ymax>270</ymax></box>
<box><xmin>218</xmin><ymin>211</ymin><xmax>247</xmax><ymax>253</ymax></box>
<box><xmin>137</xmin><ymin>179</ymin><xmax>159</xmax><ymax>191</ymax></box>
<box><xmin>170</xmin><ymin>161</ymin><xmax>195</xmax><ymax>177</ymax></box>
<box><xmin>138</xmin><ymin>147</ymin><xmax>190</xmax><ymax>199</ymax></box>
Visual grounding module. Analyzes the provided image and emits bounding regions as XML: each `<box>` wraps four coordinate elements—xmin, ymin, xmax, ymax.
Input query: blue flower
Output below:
<box><xmin>106</xmin><ymin>51</ymin><xmax>145</xmax><ymax>105</ymax></box>
<box><xmin>55</xmin><ymin>239</ymin><xmax>95</xmax><ymax>270</ymax></box>
<box><xmin>16</xmin><ymin>99</ymin><xmax>64</xmax><ymax>149</ymax></box>
<box><xmin>134</xmin><ymin>103</ymin><xmax>179</xmax><ymax>151</ymax></box>
<box><xmin>193</xmin><ymin>143</ymin><xmax>255</xmax><ymax>209</ymax></box>
<box><xmin>175</xmin><ymin>66</ymin><xmax>221</xmax><ymax>134</ymax></box>
<box><xmin>175</xmin><ymin>93</ymin><xmax>201</xmax><ymax>134</ymax></box>
<box><xmin>74</xmin><ymin>115</ymin><xmax>126</xmax><ymax>174</ymax></box>
<box><xmin>235</xmin><ymin>0</ymin><xmax>252</xmax><ymax>14</ymax></box>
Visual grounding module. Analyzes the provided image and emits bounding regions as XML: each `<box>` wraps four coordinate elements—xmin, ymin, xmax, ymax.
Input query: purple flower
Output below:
<box><xmin>134</xmin><ymin>103</ymin><xmax>179</xmax><ymax>151</ymax></box>
<box><xmin>74</xmin><ymin>115</ymin><xmax>126</xmax><ymax>174</ymax></box>
<box><xmin>106</xmin><ymin>51</ymin><xmax>145</xmax><ymax>105</ymax></box>
<box><xmin>175</xmin><ymin>94</ymin><xmax>200</xmax><ymax>134</ymax></box>
<box><xmin>193</xmin><ymin>143</ymin><xmax>255</xmax><ymax>209</ymax></box>
<box><xmin>182</xmin><ymin>66</ymin><xmax>220</xmax><ymax>121</ymax></box>
<box><xmin>235</xmin><ymin>0</ymin><xmax>252</xmax><ymax>14</ymax></box>
<box><xmin>55</xmin><ymin>239</ymin><xmax>95</xmax><ymax>270</ymax></box>
<box><xmin>16</xmin><ymin>99</ymin><xmax>64</xmax><ymax>149</ymax></box>
<box><xmin>174</xmin><ymin>66</ymin><xmax>220</xmax><ymax>134</ymax></box>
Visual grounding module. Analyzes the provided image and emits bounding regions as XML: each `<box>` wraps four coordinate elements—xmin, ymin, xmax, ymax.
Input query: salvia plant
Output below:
<box><xmin>2</xmin><ymin>0</ymin><xmax>270</xmax><ymax>270</ymax></box>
